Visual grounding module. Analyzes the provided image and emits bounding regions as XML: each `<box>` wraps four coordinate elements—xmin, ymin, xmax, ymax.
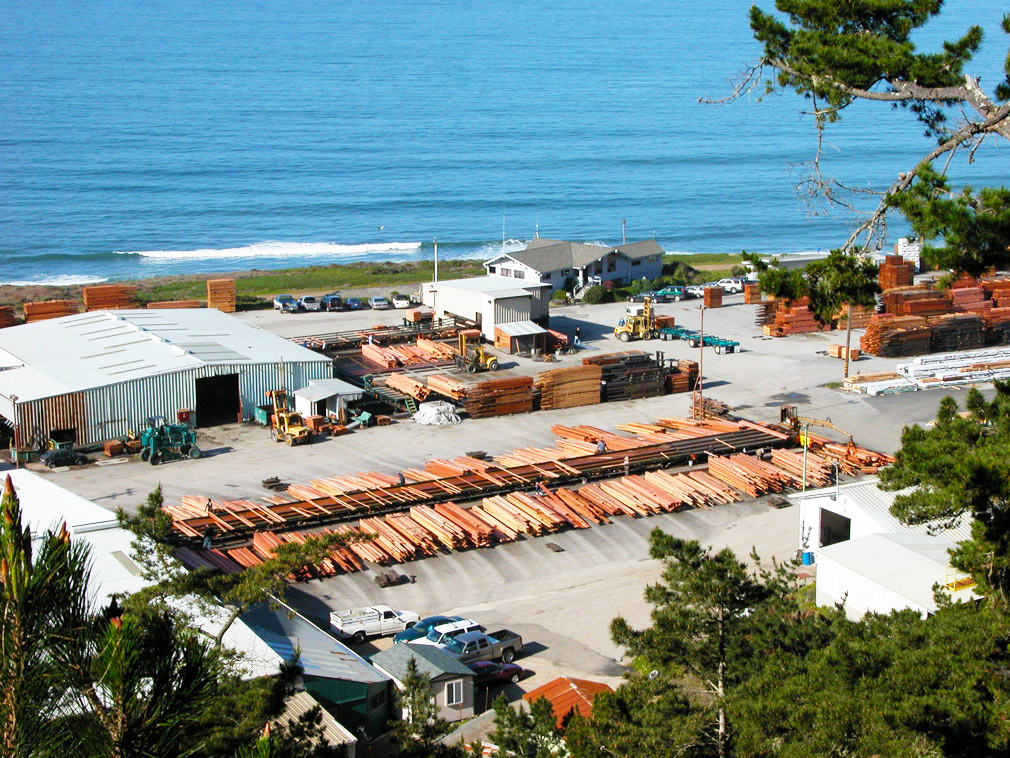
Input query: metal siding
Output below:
<box><xmin>15</xmin><ymin>392</ymin><xmax>87</xmax><ymax>448</ymax></box>
<box><xmin>493</xmin><ymin>296</ymin><xmax>532</xmax><ymax>326</ymax></box>
<box><xmin>238</xmin><ymin>361</ymin><xmax>333</xmax><ymax>419</ymax></box>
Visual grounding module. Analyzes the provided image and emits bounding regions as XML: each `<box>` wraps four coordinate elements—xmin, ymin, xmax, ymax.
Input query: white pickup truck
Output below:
<box><xmin>329</xmin><ymin>605</ymin><xmax>420</xmax><ymax>643</ymax></box>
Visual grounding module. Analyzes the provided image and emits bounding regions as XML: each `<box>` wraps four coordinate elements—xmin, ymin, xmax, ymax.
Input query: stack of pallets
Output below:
<box><xmin>206</xmin><ymin>279</ymin><xmax>237</xmax><ymax>312</ymax></box>
<box><xmin>463</xmin><ymin>376</ymin><xmax>534</xmax><ymax>418</ymax></box>
<box><xmin>535</xmin><ymin>364</ymin><xmax>603</xmax><ymax>410</ymax></box>
<box><xmin>82</xmin><ymin>284</ymin><xmax>138</xmax><ymax>310</ymax></box>
<box><xmin>22</xmin><ymin>299</ymin><xmax>78</xmax><ymax>322</ymax></box>
<box><xmin>860</xmin><ymin>314</ymin><xmax>931</xmax><ymax>357</ymax></box>
<box><xmin>928</xmin><ymin>313</ymin><xmax>985</xmax><ymax>352</ymax></box>
<box><xmin>703</xmin><ymin>287</ymin><xmax>723</xmax><ymax>308</ymax></box>
<box><xmin>0</xmin><ymin>306</ymin><xmax>17</xmax><ymax>328</ymax></box>
<box><xmin>743</xmin><ymin>283</ymin><xmax>762</xmax><ymax>304</ymax></box>
<box><xmin>147</xmin><ymin>300</ymin><xmax>203</xmax><ymax>309</ymax></box>
<box><xmin>878</xmin><ymin>255</ymin><xmax>915</xmax><ymax>289</ymax></box>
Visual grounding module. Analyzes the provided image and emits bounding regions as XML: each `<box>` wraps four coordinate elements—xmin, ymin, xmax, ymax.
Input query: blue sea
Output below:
<box><xmin>1</xmin><ymin>1</ymin><xmax>1007</xmax><ymax>285</ymax></box>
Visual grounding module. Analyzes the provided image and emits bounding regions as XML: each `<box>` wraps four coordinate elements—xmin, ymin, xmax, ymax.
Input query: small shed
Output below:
<box><xmin>522</xmin><ymin>676</ymin><xmax>613</xmax><ymax>728</ymax></box>
<box><xmin>371</xmin><ymin>643</ymin><xmax>476</xmax><ymax>723</ymax></box>
<box><xmin>421</xmin><ymin>277</ymin><xmax>550</xmax><ymax>341</ymax></box>
<box><xmin>494</xmin><ymin>321</ymin><xmax>549</xmax><ymax>355</ymax></box>
<box><xmin>293</xmin><ymin>377</ymin><xmax>364</xmax><ymax>418</ymax></box>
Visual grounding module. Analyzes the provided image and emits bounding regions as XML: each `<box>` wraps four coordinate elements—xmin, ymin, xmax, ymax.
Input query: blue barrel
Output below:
<box><xmin>801</xmin><ymin>551</ymin><xmax>814</xmax><ymax>566</ymax></box>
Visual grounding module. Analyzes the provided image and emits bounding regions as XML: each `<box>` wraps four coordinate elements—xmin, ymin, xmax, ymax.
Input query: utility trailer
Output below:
<box><xmin>657</xmin><ymin>326</ymin><xmax>740</xmax><ymax>354</ymax></box>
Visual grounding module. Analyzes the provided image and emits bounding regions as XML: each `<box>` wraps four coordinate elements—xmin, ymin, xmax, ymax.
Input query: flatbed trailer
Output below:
<box><xmin>290</xmin><ymin>317</ymin><xmax>462</xmax><ymax>354</ymax></box>
<box><xmin>658</xmin><ymin>326</ymin><xmax>739</xmax><ymax>353</ymax></box>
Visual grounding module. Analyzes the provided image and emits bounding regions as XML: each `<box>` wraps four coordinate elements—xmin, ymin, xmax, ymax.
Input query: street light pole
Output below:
<box><xmin>694</xmin><ymin>304</ymin><xmax>705</xmax><ymax>418</ymax></box>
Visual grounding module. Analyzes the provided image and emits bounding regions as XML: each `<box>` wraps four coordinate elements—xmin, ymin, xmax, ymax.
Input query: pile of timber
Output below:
<box><xmin>804</xmin><ymin>432</ymin><xmax>895</xmax><ymax>475</ymax></box>
<box><xmin>0</xmin><ymin>306</ymin><xmax>16</xmax><ymax>328</ymax></box>
<box><xmin>415</xmin><ymin>338</ymin><xmax>456</xmax><ymax>361</ymax></box>
<box><xmin>743</xmin><ymin>283</ymin><xmax>762</xmax><ymax>304</ymax></box>
<box><xmin>23</xmin><ymin>299</ymin><xmax>77</xmax><ymax>322</ymax></box>
<box><xmin>763</xmin><ymin>298</ymin><xmax>827</xmax><ymax>337</ymax></box>
<box><xmin>949</xmin><ymin>286</ymin><xmax>988</xmax><ymax>313</ymax></box>
<box><xmin>669</xmin><ymin>359</ymin><xmax>699</xmax><ymax>394</ymax></box>
<box><xmin>82</xmin><ymin>284</ymin><xmax>138</xmax><ymax>310</ymax></box>
<box><xmin>583</xmin><ymin>352</ymin><xmax>665</xmax><ymax>401</ymax></box>
<box><xmin>755</xmin><ymin>301</ymin><xmax>778</xmax><ymax>327</ymax></box>
<box><xmin>535</xmin><ymin>364</ymin><xmax>603</xmax><ymax>410</ymax></box>
<box><xmin>147</xmin><ymin>300</ymin><xmax>203</xmax><ymax>309</ymax></box>
<box><xmin>207</xmin><ymin>279</ymin><xmax>237</xmax><ymax>312</ymax></box>
<box><xmin>878</xmin><ymin>255</ymin><xmax>915</xmax><ymax>289</ymax></box>
<box><xmin>707</xmin><ymin>454</ymin><xmax>793</xmax><ymax>496</ymax></box>
<box><xmin>426</xmin><ymin>374</ymin><xmax>467</xmax><ymax>400</ymax></box>
<box><xmin>463</xmin><ymin>376</ymin><xmax>534</xmax><ymax>418</ymax></box>
<box><xmin>768</xmin><ymin>448</ymin><xmax>833</xmax><ymax>487</ymax></box>
<box><xmin>362</xmin><ymin>340</ymin><xmax>456</xmax><ymax>369</ymax></box>
<box><xmin>860</xmin><ymin>314</ymin><xmax>931</xmax><ymax>357</ymax></box>
<box><xmin>691</xmin><ymin>394</ymin><xmax>730</xmax><ymax>419</ymax></box>
<box><xmin>928</xmin><ymin>313</ymin><xmax>985</xmax><ymax>352</ymax></box>
<box><xmin>404</xmin><ymin>308</ymin><xmax>433</xmax><ymax>324</ymax></box>
<box><xmin>703</xmin><ymin>287</ymin><xmax>723</xmax><ymax>308</ymax></box>
<box><xmin>384</xmin><ymin>373</ymin><xmax>431</xmax><ymax>401</ymax></box>
<box><xmin>827</xmin><ymin>344</ymin><xmax>860</xmax><ymax>360</ymax></box>
<box><xmin>881</xmin><ymin>286</ymin><xmax>950</xmax><ymax>317</ymax></box>
<box><xmin>835</xmin><ymin>304</ymin><xmax>874</xmax><ymax>329</ymax></box>
<box><xmin>984</xmin><ymin>308</ymin><xmax>1010</xmax><ymax>345</ymax></box>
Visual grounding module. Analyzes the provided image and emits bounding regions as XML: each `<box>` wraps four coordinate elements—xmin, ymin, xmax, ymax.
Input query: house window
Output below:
<box><xmin>369</xmin><ymin>689</ymin><xmax>387</xmax><ymax>710</ymax></box>
<box><xmin>488</xmin><ymin>266</ymin><xmax>496</xmax><ymax>274</ymax></box>
<box><xmin>632</xmin><ymin>259</ymin><xmax>641</xmax><ymax>267</ymax></box>
<box><xmin>513</xmin><ymin>269</ymin><xmax>525</xmax><ymax>279</ymax></box>
<box><xmin>650</xmin><ymin>255</ymin><xmax>660</xmax><ymax>262</ymax></box>
<box><xmin>607</xmin><ymin>261</ymin><xmax>616</xmax><ymax>272</ymax></box>
<box><xmin>500</xmin><ymin>268</ymin><xmax>511</xmax><ymax>277</ymax></box>
<box><xmin>446</xmin><ymin>680</ymin><xmax>464</xmax><ymax>706</ymax></box>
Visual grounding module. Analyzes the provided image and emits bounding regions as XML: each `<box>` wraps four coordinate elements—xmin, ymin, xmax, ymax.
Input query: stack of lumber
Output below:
<box><xmin>805</xmin><ymin>433</ymin><xmax>895</xmax><ymax>474</ymax></box>
<box><xmin>82</xmin><ymin>284</ymin><xmax>138</xmax><ymax>310</ymax></box>
<box><xmin>755</xmin><ymin>301</ymin><xmax>779</xmax><ymax>327</ymax></box>
<box><xmin>828</xmin><ymin>344</ymin><xmax>860</xmax><ymax>360</ymax></box>
<box><xmin>362</xmin><ymin>342</ymin><xmax>403</xmax><ymax>367</ymax></box>
<box><xmin>358</xmin><ymin>517</ymin><xmax>418</xmax><ymax>561</ymax></box>
<box><xmin>147</xmin><ymin>300</ymin><xmax>203</xmax><ymax>309</ymax></box>
<box><xmin>426</xmin><ymin>374</ymin><xmax>467</xmax><ymax>400</ymax></box>
<box><xmin>535</xmin><ymin>364</ymin><xmax>603</xmax><ymax>410</ymax></box>
<box><xmin>948</xmin><ymin>276</ymin><xmax>978</xmax><ymax>290</ymax></box>
<box><xmin>707</xmin><ymin>454</ymin><xmax>792</xmax><ymax>496</ymax></box>
<box><xmin>404</xmin><ymin>308</ymin><xmax>432</xmax><ymax>323</ymax></box>
<box><xmin>653</xmin><ymin>315</ymin><xmax>676</xmax><ymax>329</ymax></box>
<box><xmin>692</xmin><ymin>395</ymin><xmax>730</xmax><ymax>419</ymax></box>
<box><xmin>703</xmin><ymin>286</ymin><xmax>723</xmax><ymax>308</ymax></box>
<box><xmin>206</xmin><ymin>279</ymin><xmax>236</xmax><ymax>312</ymax></box>
<box><xmin>982</xmin><ymin>278</ymin><xmax>1010</xmax><ymax>305</ymax></box>
<box><xmin>384</xmin><ymin>373</ymin><xmax>431</xmax><ymax>401</ymax></box>
<box><xmin>948</xmin><ymin>286</ymin><xmax>988</xmax><ymax>313</ymax></box>
<box><xmin>583</xmin><ymin>352</ymin><xmax>665</xmax><ymax>402</ymax></box>
<box><xmin>668</xmin><ymin>359</ymin><xmax>698</xmax><ymax>394</ymax></box>
<box><xmin>408</xmin><ymin>505</ymin><xmax>469</xmax><ymax>549</ymax></box>
<box><xmin>433</xmin><ymin>502</ymin><xmax>493</xmax><ymax>546</ymax></box>
<box><xmin>415</xmin><ymin>338</ymin><xmax>456</xmax><ymax>360</ymax></box>
<box><xmin>763</xmin><ymin>299</ymin><xmax>827</xmax><ymax>336</ymax></box>
<box><xmin>878</xmin><ymin>255</ymin><xmax>915</xmax><ymax>289</ymax></box>
<box><xmin>23</xmin><ymin>299</ymin><xmax>77</xmax><ymax>322</ymax></box>
<box><xmin>385</xmin><ymin>513</ymin><xmax>440</xmax><ymax>556</ymax></box>
<box><xmin>463</xmin><ymin>376</ymin><xmax>534</xmax><ymax>418</ymax></box>
<box><xmin>835</xmin><ymin>304</ymin><xmax>874</xmax><ymax>329</ymax></box>
<box><xmin>881</xmin><ymin>286</ymin><xmax>950</xmax><ymax>316</ymax></box>
<box><xmin>860</xmin><ymin>314</ymin><xmax>931</xmax><ymax>357</ymax></box>
<box><xmin>928</xmin><ymin>313</ymin><xmax>985</xmax><ymax>352</ymax></box>
<box><xmin>983</xmin><ymin>308</ymin><xmax>1010</xmax><ymax>345</ymax></box>
<box><xmin>0</xmin><ymin>306</ymin><xmax>16</xmax><ymax>328</ymax></box>
<box><xmin>768</xmin><ymin>448</ymin><xmax>834</xmax><ymax>487</ymax></box>
<box><xmin>743</xmin><ymin>283</ymin><xmax>762</xmax><ymax>304</ymax></box>
<box><xmin>361</xmin><ymin>341</ymin><xmax>456</xmax><ymax>369</ymax></box>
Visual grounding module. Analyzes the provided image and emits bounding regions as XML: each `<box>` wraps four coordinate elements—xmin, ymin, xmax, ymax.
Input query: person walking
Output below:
<box><xmin>595</xmin><ymin>439</ymin><xmax>607</xmax><ymax>455</ymax></box>
<box><xmin>574</xmin><ymin>326</ymin><xmax>581</xmax><ymax>346</ymax></box>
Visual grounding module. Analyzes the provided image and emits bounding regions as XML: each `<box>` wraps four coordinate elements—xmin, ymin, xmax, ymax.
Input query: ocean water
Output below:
<box><xmin>1</xmin><ymin>0</ymin><xmax>1007</xmax><ymax>285</ymax></box>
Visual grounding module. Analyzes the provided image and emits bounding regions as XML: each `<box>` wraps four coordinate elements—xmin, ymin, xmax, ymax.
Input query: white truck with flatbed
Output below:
<box><xmin>329</xmin><ymin>605</ymin><xmax>420</xmax><ymax>643</ymax></box>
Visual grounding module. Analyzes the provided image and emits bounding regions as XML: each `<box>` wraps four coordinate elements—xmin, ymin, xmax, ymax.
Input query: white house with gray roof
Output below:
<box><xmin>484</xmin><ymin>238</ymin><xmax>664</xmax><ymax>292</ymax></box>
<box><xmin>371</xmin><ymin>643</ymin><xmax>476</xmax><ymax>722</ymax></box>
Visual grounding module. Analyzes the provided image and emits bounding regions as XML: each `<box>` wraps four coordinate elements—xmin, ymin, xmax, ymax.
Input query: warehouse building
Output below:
<box><xmin>0</xmin><ymin>309</ymin><xmax>332</xmax><ymax>449</ymax></box>
<box><xmin>421</xmin><ymin>276</ymin><xmax>551</xmax><ymax>341</ymax></box>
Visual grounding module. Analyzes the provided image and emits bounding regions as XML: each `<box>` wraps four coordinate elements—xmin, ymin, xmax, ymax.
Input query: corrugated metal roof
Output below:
<box><xmin>294</xmin><ymin>377</ymin><xmax>363</xmax><ymax>402</ymax></box>
<box><xmin>791</xmin><ymin>477</ymin><xmax>972</xmax><ymax>542</ymax></box>
<box><xmin>371</xmin><ymin>643</ymin><xmax>475</xmax><ymax>680</ymax></box>
<box><xmin>0</xmin><ymin>309</ymin><xmax>329</xmax><ymax>403</ymax></box>
<box><xmin>275</xmin><ymin>691</ymin><xmax>357</xmax><ymax>748</ymax></box>
<box><xmin>522</xmin><ymin>676</ymin><xmax>613</xmax><ymax>727</ymax></box>
<box><xmin>242</xmin><ymin>602</ymin><xmax>389</xmax><ymax>684</ymax></box>
<box><xmin>819</xmin><ymin>533</ymin><xmax>976</xmax><ymax>612</ymax></box>
<box><xmin>496</xmin><ymin>320</ymin><xmax>548</xmax><ymax>337</ymax></box>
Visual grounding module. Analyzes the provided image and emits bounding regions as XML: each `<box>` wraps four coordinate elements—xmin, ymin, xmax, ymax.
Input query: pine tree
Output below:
<box><xmin>388</xmin><ymin>658</ymin><xmax>463</xmax><ymax>758</ymax></box>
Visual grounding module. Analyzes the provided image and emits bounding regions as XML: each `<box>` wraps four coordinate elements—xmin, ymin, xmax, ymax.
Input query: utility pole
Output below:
<box><xmin>843</xmin><ymin>302</ymin><xmax>853</xmax><ymax>378</ymax></box>
<box><xmin>693</xmin><ymin>304</ymin><xmax>705</xmax><ymax>418</ymax></box>
<box><xmin>433</xmin><ymin>237</ymin><xmax>438</xmax><ymax>282</ymax></box>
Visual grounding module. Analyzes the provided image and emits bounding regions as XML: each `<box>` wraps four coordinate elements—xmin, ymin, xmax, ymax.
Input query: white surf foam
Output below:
<box><xmin>117</xmin><ymin>240</ymin><xmax>424</xmax><ymax>262</ymax></box>
<box><xmin>473</xmin><ymin>238</ymin><xmax>528</xmax><ymax>258</ymax></box>
<box><xmin>0</xmin><ymin>274</ymin><xmax>109</xmax><ymax>286</ymax></box>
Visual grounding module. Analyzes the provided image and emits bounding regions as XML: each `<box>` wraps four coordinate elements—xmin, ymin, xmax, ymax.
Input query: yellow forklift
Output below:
<box><xmin>455</xmin><ymin>329</ymin><xmax>500</xmax><ymax>373</ymax></box>
<box><xmin>266</xmin><ymin>389</ymin><xmax>312</xmax><ymax>446</ymax></box>
<box><xmin>614</xmin><ymin>297</ymin><xmax>656</xmax><ymax>342</ymax></box>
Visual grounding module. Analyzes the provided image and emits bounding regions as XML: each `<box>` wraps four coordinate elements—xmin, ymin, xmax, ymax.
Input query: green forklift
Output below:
<box><xmin>139</xmin><ymin>416</ymin><xmax>201</xmax><ymax>465</ymax></box>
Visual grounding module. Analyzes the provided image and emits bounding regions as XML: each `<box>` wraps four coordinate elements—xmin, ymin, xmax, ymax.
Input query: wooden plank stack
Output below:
<box><xmin>763</xmin><ymin>298</ymin><xmax>828</xmax><ymax>336</ymax></box>
<box><xmin>404</xmin><ymin>308</ymin><xmax>432</xmax><ymax>324</ymax></box>
<box><xmin>82</xmin><ymin>284</ymin><xmax>139</xmax><ymax>311</ymax></box>
<box><xmin>385</xmin><ymin>373</ymin><xmax>431</xmax><ymax>401</ymax></box>
<box><xmin>147</xmin><ymin>300</ymin><xmax>203</xmax><ymax>309</ymax></box>
<box><xmin>881</xmin><ymin>286</ymin><xmax>950</xmax><ymax>316</ymax></box>
<box><xmin>207</xmin><ymin>279</ymin><xmax>237</xmax><ymax>312</ymax></box>
<box><xmin>535</xmin><ymin>364</ymin><xmax>603</xmax><ymax>410</ymax></box>
<box><xmin>463</xmin><ymin>376</ymin><xmax>534</xmax><ymax>418</ymax></box>
<box><xmin>0</xmin><ymin>306</ymin><xmax>17</xmax><ymax>328</ymax></box>
<box><xmin>668</xmin><ymin>359</ymin><xmax>699</xmax><ymax>394</ymax></box>
<box><xmin>860</xmin><ymin>314</ymin><xmax>931</xmax><ymax>357</ymax></box>
<box><xmin>743</xmin><ymin>283</ymin><xmax>762</xmax><ymax>304</ymax></box>
<box><xmin>983</xmin><ymin>308</ymin><xmax>1010</xmax><ymax>345</ymax></box>
<box><xmin>583</xmin><ymin>352</ymin><xmax>665</xmax><ymax>402</ymax></box>
<box><xmin>928</xmin><ymin>313</ymin><xmax>985</xmax><ymax>352</ymax></box>
<box><xmin>703</xmin><ymin>286</ymin><xmax>723</xmax><ymax>308</ymax></box>
<box><xmin>426</xmin><ymin>374</ymin><xmax>467</xmax><ymax>400</ymax></box>
<box><xmin>707</xmin><ymin>454</ymin><xmax>793</xmax><ymax>495</ymax></box>
<box><xmin>23</xmin><ymin>299</ymin><xmax>78</xmax><ymax>322</ymax></box>
<box><xmin>827</xmin><ymin>345</ymin><xmax>860</xmax><ymax>360</ymax></box>
<box><xmin>948</xmin><ymin>286</ymin><xmax>987</xmax><ymax>313</ymax></box>
<box><xmin>755</xmin><ymin>301</ymin><xmax>778</xmax><ymax>327</ymax></box>
<box><xmin>878</xmin><ymin>255</ymin><xmax>915</xmax><ymax>289</ymax></box>
<box><xmin>835</xmin><ymin>304</ymin><xmax>874</xmax><ymax>329</ymax></box>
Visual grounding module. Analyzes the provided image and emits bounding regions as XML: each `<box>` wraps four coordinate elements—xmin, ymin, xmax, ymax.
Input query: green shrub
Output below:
<box><xmin>582</xmin><ymin>285</ymin><xmax>613</xmax><ymax>305</ymax></box>
<box><xmin>551</xmin><ymin>290</ymin><xmax>569</xmax><ymax>302</ymax></box>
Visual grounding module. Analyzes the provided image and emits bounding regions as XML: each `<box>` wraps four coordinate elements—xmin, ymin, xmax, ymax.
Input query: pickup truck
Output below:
<box><xmin>442</xmin><ymin>629</ymin><xmax>523</xmax><ymax>663</ymax></box>
<box><xmin>329</xmin><ymin>605</ymin><xmax>420</xmax><ymax>643</ymax></box>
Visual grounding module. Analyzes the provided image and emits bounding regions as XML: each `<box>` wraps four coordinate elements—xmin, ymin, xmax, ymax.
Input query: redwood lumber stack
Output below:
<box><xmin>983</xmin><ymin>308</ymin><xmax>1010</xmax><ymax>345</ymax></box>
<box><xmin>409</xmin><ymin>506</ymin><xmax>469</xmax><ymax>549</ymax></box>
<box><xmin>464</xmin><ymin>376</ymin><xmax>534</xmax><ymax>418</ymax></box>
<box><xmin>415</xmin><ymin>338</ymin><xmax>456</xmax><ymax>361</ymax></box>
<box><xmin>668</xmin><ymin>359</ymin><xmax>698</xmax><ymax>394</ymax></box>
<box><xmin>763</xmin><ymin>299</ymin><xmax>828</xmax><ymax>336</ymax></box>
<box><xmin>653</xmin><ymin>315</ymin><xmax>676</xmax><ymax>329</ymax></box>
<box><xmin>881</xmin><ymin>286</ymin><xmax>950</xmax><ymax>316</ymax></box>
<box><xmin>878</xmin><ymin>255</ymin><xmax>915</xmax><ymax>289</ymax></box>
<box><xmin>827</xmin><ymin>345</ymin><xmax>860</xmax><ymax>360</ymax></box>
<box><xmin>358</xmin><ymin>517</ymin><xmax>417</xmax><ymax>561</ymax></box>
<box><xmin>706</xmin><ymin>454</ymin><xmax>792</xmax><ymax>496</ymax></box>
<box><xmin>583</xmin><ymin>352</ymin><xmax>665</xmax><ymax>401</ymax></box>
<box><xmin>361</xmin><ymin>342</ymin><xmax>403</xmax><ymax>367</ymax></box>
<box><xmin>433</xmin><ymin>502</ymin><xmax>493</xmax><ymax>546</ymax></box>
<box><xmin>22</xmin><ymin>299</ymin><xmax>78</xmax><ymax>322</ymax></box>
<box><xmin>206</xmin><ymin>279</ymin><xmax>237</xmax><ymax>312</ymax></box>
<box><xmin>0</xmin><ymin>306</ymin><xmax>16</xmax><ymax>328</ymax></box>
<box><xmin>82</xmin><ymin>284</ymin><xmax>138</xmax><ymax>310</ymax></box>
<box><xmin>768</xmin><ymin>448</ymin><xmax>833</xmax><ymax>487</ymax></box>
<box><xmin>426</xmin><ymin>374</ymin><xmax>467</xmax><ymax>400</ymax></box>
<box><xmin>147</xmin><ymin>300</ymin><xmax>203</xmax><ymax>309</ymax></box>
<box><xmin>928</xmin><ymin>313</ymin><xmax>985</xmax><ymax>352</ymax></box>
<box><xmin>743</xmin><ymin>283</ymin><xmax>762</xmax><ymax>304</ymax></box>
<box><xmin>835</xmin><ymin>304</ymin><xmax>874</xmax><ymax>329</ymax></box>
<box><xmin>755</xmin><ymin>301</ymin><xmax>779</xmax><ymax>327</ymax></box>
<box><xmin>384</xmin><ymin>513</ymin><xmax>440</xmax><ymax>556</ymax></box>
<box><xmin>404</xmin><ymin>308</ymin><xmax>432</xmax><ymax>323</ymax></box>
<box><xmin>948</xmin><ymin>286</ymin><xmax>987</xmax><ymax>312</ymax></box>
<box><xmin>703</xmin><ymin>287</ymin><xmax>723</xmax><ymax>308</ymax></box>
<box><xmin>535</xmin><ymin>364</ymin><xmax>602</xmax><ymax>410</ymax></box>
<box><xmin>860</xmin><ymin>314</ymin><xmax>931</xmax><ymax>357</ymax></box>
<box><xmin>385</xmin><ymin>373</ymin><xmax>431</xmax><ymax>401</ymax></box>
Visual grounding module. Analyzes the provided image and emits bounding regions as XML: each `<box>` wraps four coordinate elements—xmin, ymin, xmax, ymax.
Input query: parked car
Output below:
<box><xmin>685</xmin><ymin>282</ymin><xmax>719</xmax><ymax>297</ymax></box>
<box><xmin>442</xmin><ymin>629</ymin><xmax>523</xmax><ymax>663</ymax></box>
<box><xmin>655</xmin><ymin>285</ymin><xmax>687</xmax><ymax>301</ymax></box>
<box><xmin>298</xmin><ymin>295</ymin><xmax>321</xmax><ymax>311</ymax></box>
<box><xmin>273</xmin><ymin>294</ymin><xmax>298</xmax><ymax>312</ymax></box>
<box><xmin>345</xmin><ymin>297</ymin><xmax>365</xmax><ymax>310</ymax></box>
<box><xmin>329</xmin><ymin>605</ymin><xmax>420</xmax><ymax>644</ymax></box>
<box><xmin>368</xmin><ymin>296</ymin><xmax>391</xmax><ymax>310</ymax></box>
<box><xmin>391</xmin><ymin>294</ymin><xmax>411</xmax><ymax>308</ymax></box>
<box><xmin>627</xmin><ymin>291</ymin><xmax>667</xmax><ymax>303</ymax></box>
<box><xmin>320</xmin><ymin>292</ymin><xmax>344</xmax><ymax>311</ymax></box>
<box><xmin>39</xmin><ymin>449</ymin><xmax>90</xmax><ymax>469</ymax></box>
<box><xmin>468</xmin><ymin>660</ymin><xmax>524</xmax><ymax>686</ymax></box>
<box><xmin>717</xmin><ymin>278</ymin><xmax>745</xmax><ymax>293</ymax></box>
<box><xmin>394</xmin><ymin>614</ymin><xmax>461</xmax><ymax>644</ymax></box>
<box><xmin>408</xmin><ymin>618</ymin><xmax>484</xmax><ymax>648</ymax></box>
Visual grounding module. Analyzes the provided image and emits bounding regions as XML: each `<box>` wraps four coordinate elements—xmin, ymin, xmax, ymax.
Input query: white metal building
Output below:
<box><xmin>421</xmin><ymin>276</ymin><xmax>551</xmax><ymax>341</ymax></box>
<box><xmin>0</xmin><ymin>309</ymin><xmax>332</xmax><ymax>448</ymax></box>
<box><xmin>816</xmin><ymin>532</ymin><xmax>978</xmax><ymax>619</ymax></box>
